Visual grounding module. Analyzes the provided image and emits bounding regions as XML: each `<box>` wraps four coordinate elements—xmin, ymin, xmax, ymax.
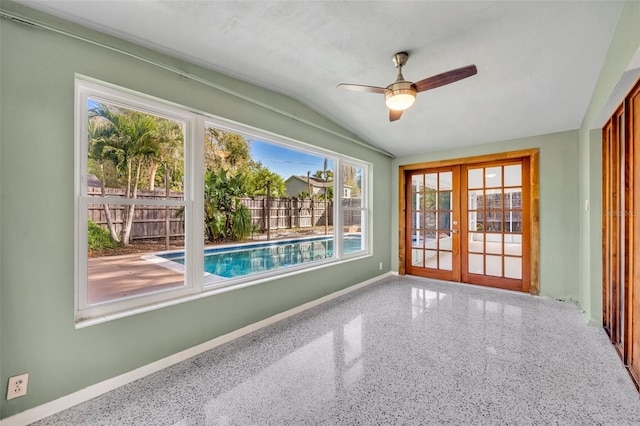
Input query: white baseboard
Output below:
<box><xmin>0</xmin><ymin>272</ymin><xmax>391</xmax><ymax>426</ymax></box>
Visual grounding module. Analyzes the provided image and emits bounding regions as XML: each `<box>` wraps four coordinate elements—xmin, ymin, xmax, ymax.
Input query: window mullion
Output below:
<box><xmin>363</xmin><ymin>165</ymin><xmax>370</xmax><ymax>254</ymax></box>
<box><xmin>188</xmin><ymin>117</ymin><xmax>205</xmax><ymax>294</ymax></box>
<box><xmin>185</xmin><ymin>116</ymin><xmax>205</xmax><ymax>293</ymax></box>
<box><xmin>335</xmin><ymin>158</ymin><xmax>344</xmax><ymax>259</ymax></box>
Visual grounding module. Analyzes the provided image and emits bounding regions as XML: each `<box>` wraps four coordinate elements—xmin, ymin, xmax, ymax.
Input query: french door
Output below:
<box><xmin>405</xmin><ymin>158</ymin><xmax>531</xmax><ymax>293</ymax></box>
<box><xmin>406</xmin><ymin>167</ymin><xmax>460</xmax><ymax>281</ymax></box>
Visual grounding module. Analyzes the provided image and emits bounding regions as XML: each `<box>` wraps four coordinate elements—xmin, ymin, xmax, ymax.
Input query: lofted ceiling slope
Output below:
<box><xmin>18</xmin><ymin>1</ymin><xmax>624</xmax><ymax>157</ymax></box>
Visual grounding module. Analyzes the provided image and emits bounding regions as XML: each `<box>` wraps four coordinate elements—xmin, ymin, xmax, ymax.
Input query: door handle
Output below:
<box><xmin>452</xmin><ymin>229</ymin><xmax>459</xmax><ymax>234</ymax></box>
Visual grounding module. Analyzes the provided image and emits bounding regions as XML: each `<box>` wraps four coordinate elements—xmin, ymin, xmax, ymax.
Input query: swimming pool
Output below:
<box><xmin>157</xmin><ymin>235</ymin><xmax>363</xmax><ymax>279</ymax></box>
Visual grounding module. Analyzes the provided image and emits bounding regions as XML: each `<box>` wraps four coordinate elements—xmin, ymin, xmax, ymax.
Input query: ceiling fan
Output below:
<box><xmin>337</xmin><ymin>52</ymin><xmax>477</xmax><ymax>122</ymax></box>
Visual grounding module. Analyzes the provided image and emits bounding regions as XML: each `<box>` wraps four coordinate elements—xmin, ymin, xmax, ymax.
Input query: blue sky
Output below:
<box><xmin>250</xmin><ymin>140</ymin><xmax>333</xmax><ymax>180</ymax></box>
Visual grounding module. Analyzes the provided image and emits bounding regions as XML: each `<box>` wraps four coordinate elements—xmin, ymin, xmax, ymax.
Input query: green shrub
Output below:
<box><xmin>88</xmin><ymin>220</ymin><xmax>117</xmax><ymax>251</ymax></box>
<box><xmin>231</xmin><ymin>203</ymin><xmax>252</xmax><ymax>241</ymax></box>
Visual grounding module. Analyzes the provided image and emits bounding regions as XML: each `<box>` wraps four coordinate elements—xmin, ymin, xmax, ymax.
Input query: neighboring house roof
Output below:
<box><xmin>284</xmin><ymin>175</ymin><xmax>353</xmax><ymax>188</ymax></box>
<box><xmin>285</xmin><ymin>175</ymin><xmax>333</xmax><ymax>188</ymax></box>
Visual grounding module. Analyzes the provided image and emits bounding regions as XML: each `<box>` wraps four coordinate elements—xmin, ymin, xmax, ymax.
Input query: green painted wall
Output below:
<box><xmin>3</xmin><ymin>0</ymin><xmax>638</xmax><ymax>420</ymax></box>
<box><xmin>578</xmin><ymin>0</ymin><xmax>640</xmax><ymax>325</ymax></box>
<box><xmin>0</xmin><ymin>3</ymin><xmax>392</xmax><ymax>418</ymax></box>
<box><xmin>391</xmin><ymin>130</ymin><xmax>581</xmax><ymax>301</ymax></box>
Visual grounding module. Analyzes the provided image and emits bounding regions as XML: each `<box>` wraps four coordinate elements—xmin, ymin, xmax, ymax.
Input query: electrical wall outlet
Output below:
<box><xmin>6</xmin><ymin>373</ymin><xmax>29</xmax><ymax>400</ymax></box>
<box><xmin>379</xmin><ymin>261</ymin><xmax>383</xmax><ymax>270</ymax></box>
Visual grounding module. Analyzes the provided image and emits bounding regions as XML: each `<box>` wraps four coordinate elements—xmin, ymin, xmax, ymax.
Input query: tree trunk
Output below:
<box><xmin>99</xmin><ymin>163</ymin><xmax>120</xmax><ymax>243</ymax></box>
<box><xmin>122</xmin><ymin>159</ymin><xmax>133</xmax><ymax>245</ymax></box>
<box><xmin>122</xmin><ymin>160</ymin><xmax>141</xmax><ymax>246</ymax></box>
<box><xmin>148</xmin><ymin>162</ymin><xmax>159</xmax><ymax>191</ymax></box>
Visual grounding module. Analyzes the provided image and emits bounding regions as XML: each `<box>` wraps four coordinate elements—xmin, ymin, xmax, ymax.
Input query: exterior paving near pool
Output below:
<box><xmin>88</xmin><ymin>254</ymin><xmax>185</xmax><ymax>304</ymax></box>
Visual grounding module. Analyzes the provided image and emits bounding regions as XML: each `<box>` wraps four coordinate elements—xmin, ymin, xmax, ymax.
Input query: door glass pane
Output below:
<box><xmin>468</xmin><ymin>211</ymin><xmax>484</xmax><ymax>231</ymax></box>
<box><xmin>439</xmin><ymin>252</ymin><xmax>452</xmax><ymax>271</ymax></box>
<box><xmin>424</xmin><ymin>190</ymin><xmax>437</xmax><ymax>209</ymax></box>
<box><xmin>425</xmin><ymin>250</ymin><xmax>437</xmax><ymax>268</ymax></box>
<box><xmin>411</xmin><ymin>230</ymin><xmax>423</xmax><ymax>248</ymax></box>
<box><xmin>411</xmin><ymin>193</ymin><xmax>422</xmax><ymax>211</ymax></box>
<box><xmin>438</xmin><ymin>191</ymin><xmax>451</xmax><ymax>210</ymax></box>
<box><xmin>485</xmin><ymin>189</ymin><xmax>502</xmax><ymax>209</ymax></box>
<box><xmin>425</xmin><ymin>173</ymin><xmax>438</xmax><ymax>190</ymax></box>
<box><xmin>412</xmin><ymin>212</ymin><xmax>422</xmax><ymax>229</ymax></box>
<box><xmin>468</xmin><ymin>254</ymin><xmax>484</xmax><ymax>274</ymax></box>
<box><xmin>468</xmin><ymin>189</ymin><xmax>483</xmax><ymax>210</ymax></box>
<box><xmin>468</xmin><ymin>168</ymin><xmax>483</xmax><ymax>189</ymax></box>
<box><xmin>485</xmin><ymin>233</ymin><xmax>502</xmax><ymax>254</ymax></box>
<box><xmin>486</xmin><ymin>255</ymin><xmax>502</xmax><ymax>277</ymax></box>
<box><xmin>425</xmin><ymin>232</ymin><xmax>437</xmax><ymax>249</ymax></box>
<box><xmin>438</xmin><ymin>212</ymin><xmax>451</xmax><ymax>231</ymax></box>
<box><xmin>485</xmin><ymin>167</ymin><xmax>502</xmax><ymax>188</ymax></box>
<box><xmin>504</xmin><ymin>210</ymin><xmax>522</xmax><ymax>232</ymax></box>
<box><xmin>412</xmin><ymin>249</ymin><xmax>424</xmax><ymax>267</ymax></box>
<box><xmin>425</xmin><ymin>212</ymin><xmax>437</xmax><ymax>229</ymax></box>
<box><xmin>505</xmin><ymin>257</ymin><xmax>522</xmax><ymax>279</ymax></box>
<box><xmin>504</xmin><ymin>234</ymin><xmax>522</xmax><ymax>256</ymax></box>
<box><xmin>504</xmin><ymin>165</ymin><xmax>522</xmax><ymax>187</ymax></box>
<box><xmin>504</xmin><ymin>188</ymin><xmax>522</xmax><ymax>209</ymax></box>
<box><xmin>485</xmin><ymin>212</ymin><xmax>502</xmax><ymax>232</ymax></box>
<box><xmin>412</xmin><ymin>174</ymin><xmax>424</xmax><ymax>192</ymax></box>
<box><xmin>439</xmin><ymin>172</ymin><xmax>452</xmax><ymax>190</ymax></box>
<box><xmin>468</xmin><ymin>233</ymin><xmax>484</xmax><ymax>253</ymax></box>
<box><xmin>439</xmin><ymin>232</ymin><xmax>452</xmax><ymax>250</ymax></box>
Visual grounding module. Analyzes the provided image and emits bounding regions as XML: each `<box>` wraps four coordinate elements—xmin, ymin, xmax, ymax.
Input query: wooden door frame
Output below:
<box><xmin>602</xmin><ymin>119</ymin><xmax>613</xmax><ymax>337</ymax></box>
<box><xmin>398</xmin><ymin>148</ymin><xmax>540</xmax><ymax>295</ymax></box>
<box><xmin>629</xmin><ymin>79</ymin><xmax>640</xmax><ymax>389</ymax></box>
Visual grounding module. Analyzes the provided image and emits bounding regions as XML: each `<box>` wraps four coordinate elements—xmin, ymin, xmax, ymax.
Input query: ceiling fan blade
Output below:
<box><xmin>389</xmin><ymin>109</ymin><xmax>403</xmax><ymax>122</ymax></box>
<box><xmin>337</xmin><ymin>83</ymin><xmax>386</xmax><ymax>94</ymax></box>
<box><xmin>414</xmin><ymin>65</ymin><xmax>477</xmax><ymax>93</ymax></box>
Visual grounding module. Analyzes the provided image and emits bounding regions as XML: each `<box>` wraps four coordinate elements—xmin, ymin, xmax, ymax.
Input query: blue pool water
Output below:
<box><xmin>158</xmin><ymin>235</ymin><xmax>362</xmax><ymax>278</ymax></box>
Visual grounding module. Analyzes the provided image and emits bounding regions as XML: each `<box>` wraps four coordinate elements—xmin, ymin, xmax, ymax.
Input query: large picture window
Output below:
<box><xmin>75</xmin><ymin>78</ymin><xmax>370</xmax><ymax>323</ymax></box>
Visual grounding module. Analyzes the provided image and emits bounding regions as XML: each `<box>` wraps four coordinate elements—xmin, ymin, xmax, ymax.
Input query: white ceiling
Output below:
<box><xmin>19</xmin><ymin>1</ymin><xmax>625</xmax><ymax>157</ymax></box>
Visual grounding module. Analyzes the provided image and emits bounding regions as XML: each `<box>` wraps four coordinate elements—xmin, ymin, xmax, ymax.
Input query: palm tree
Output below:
<box><xmin>147</xmin><ymin>118</ymin><xmax>184</xmax><ymax>191</ymax></box>
<box><xmin>120</xmin><ymin>112</ymin><xmax>160</xmax><ymax>245</ymax></box>
<box><xmin>153</xmin><ymin>119</ymin><xmax>184</xmax><ymax>248</ymax></box>
<box><xmin>87</xmin><ymin>118</ymin><xmax>122</xmax><ymax>242</ymax></box>
<box><xmin>89</xmin><ymin>104</ymin><xmax>161</xmax><ymax>246</ymax></box>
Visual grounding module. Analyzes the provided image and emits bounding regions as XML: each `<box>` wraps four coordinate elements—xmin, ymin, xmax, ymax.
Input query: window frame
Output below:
<box><xmin>75</xmin><ymin>77</ymin><xmax>371</xmax><ymax>324</ymax></box>
<box><xmin>338</xmin><ymin>160</ymin><xmax>370</xmax><ymax>259</ymax></box>
<box><xmin>75</xmin><ymin>78</ymin><xmax>204</xmax><ymax>321</ymax></box>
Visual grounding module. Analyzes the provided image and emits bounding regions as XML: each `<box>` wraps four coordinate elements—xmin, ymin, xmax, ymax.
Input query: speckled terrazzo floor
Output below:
<box><xmin>34</xmin><ymin>276</ymin><xmax>640</xmax><ymax>425</ymax></box>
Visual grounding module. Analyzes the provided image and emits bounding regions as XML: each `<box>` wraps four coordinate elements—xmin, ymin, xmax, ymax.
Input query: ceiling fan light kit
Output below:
<box><xmin>338</xmin><ymin>51</ymin><xmax>477</xmax><ymax>122</ymax></box>
<box><xmin>385</xmin><ymin>83</ymin><xmax>416</xmax><ymax>111</ymax></box>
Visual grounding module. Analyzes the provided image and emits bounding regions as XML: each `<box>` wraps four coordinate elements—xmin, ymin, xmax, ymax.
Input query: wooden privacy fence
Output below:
<box><xmin>87</xmin><ymin>187</ymin><xmax>362</xmax><ymax>241</ymax></box>
<box><xmin>244</xmin><ymin>196</ymin><xmax>333</xmax><ymax>232</ymax></box>
<box><xmin>87</xmin><ymin>187</ymin><xmax>185</xmax><ymax>241</ymax></box>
